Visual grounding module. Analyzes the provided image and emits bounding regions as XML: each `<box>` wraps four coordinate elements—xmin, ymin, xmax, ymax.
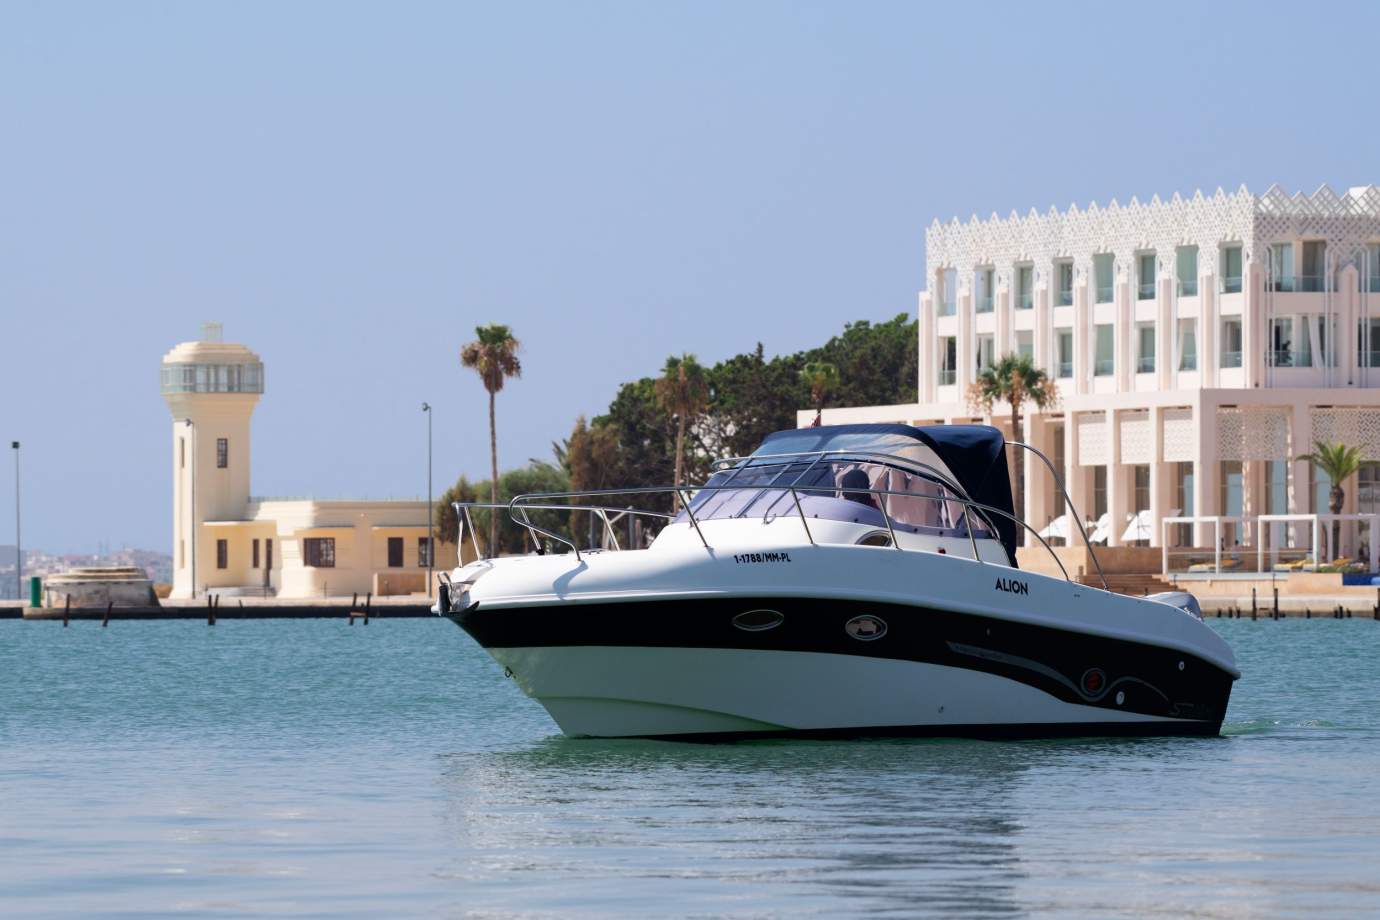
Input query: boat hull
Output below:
<box><xmin>450</xmin><ymin>595</ymin><xmax>1235</xmax><ymax>739</ymax></box>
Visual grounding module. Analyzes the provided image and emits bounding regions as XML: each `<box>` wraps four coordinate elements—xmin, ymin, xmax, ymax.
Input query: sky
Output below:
<box><xmin>5</xmin><ymin>0</ymin><xmax>1380</xmax><ymax>554</ymax></box>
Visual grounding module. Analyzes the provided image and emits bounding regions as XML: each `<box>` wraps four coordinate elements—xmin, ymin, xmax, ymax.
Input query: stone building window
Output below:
<box><xmin>216</xmin><ymin>438</ymin><xmax>228</xmax><ymax>469</ymax></box>
<box><xmin>1094</xmin><ymin>254</ymin><xmax>1114</xmax><ymax>303</ymax></box>
<box><xmin>304</xmin><ymin>538</ymin><xmax>336</xmax><ymax>568</ymax></box>
<box><xmin>216</xmin><ymin>539</ymin><xmax>228</xmax><ymax>570</ymax></box>
<box><xmin>1221</xmin><ymin>245</ymin><xmax>1243</xmax><ymax>293</ymax></box>
<box><xmin>1138</xmin><ymin>253</ymin><xmax>1157</xmax><ymax>300</ymax></box>
<box><xmin>388</xmin><ymin>536</ymin><xmax>404</xmax><ymax>568</ymax></box>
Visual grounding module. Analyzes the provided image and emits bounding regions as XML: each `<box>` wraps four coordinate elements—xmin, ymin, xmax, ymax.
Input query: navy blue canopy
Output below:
<box><xmin>754</xmin><ymin>423</ymin><xmax>1018</xmax><ymax>563</ymax></box>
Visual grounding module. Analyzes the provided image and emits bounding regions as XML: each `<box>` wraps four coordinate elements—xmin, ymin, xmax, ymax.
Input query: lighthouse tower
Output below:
<box><xmin>161</xmin><ymin>323</ymin><xmax>264</xmax><ymax>598</ymax></box>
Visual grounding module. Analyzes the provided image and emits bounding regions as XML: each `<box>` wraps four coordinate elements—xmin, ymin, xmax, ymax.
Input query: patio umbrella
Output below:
<box><xmin>1037</xmin><ymin>514</ymin><xmax>1069</xmax><ymax>541</ymax></box>
<box><xmin>1121</xmin><ymin>509</ymin><xmax>1153</xmax><ymax>542</ymax></box>
<box><xmin>1087</xmin><ymin>512</ymin><xmax>1112</xmax><ymax>545</ymax></box>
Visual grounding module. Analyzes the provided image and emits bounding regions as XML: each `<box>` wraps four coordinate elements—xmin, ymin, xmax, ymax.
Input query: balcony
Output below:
<box><xmin>1222</xmin><ymin>276</ymin><xmax>1243</xmax><ymax>294</ymax></box>
<box><xmin>1057</xmin><ymin>361</ymin><xmax>1073</xmax><ymax>379</ymax></box>
<box><xmin>937</xmin><ymin>368</ymin><xmax>956</xmax><ymax>386</ymax></box>
<box><xmin>1136</xmin><ymin>355</ymin><xmax>1155</xmax><ymax>373</ymax></box>
<box><xmin>1268</xmin><ymin>275</ymin><xmax>1296</xmax><ymax>292</ymax></box>
<box><xmin>1094</xmin><ymin>358</ymin><xmax>1114</xmax><ymax>376</ymax></box>
<box><xmin>1137</xmin><ymin>282</ymin><xmax>1156</xmax><ymax>300</ymax></box>
<box><xmin>1369</xmin><ymin>278</ymin><xmax>1380</xmax><ymax>294</ymax></box>
<box><xmin>1178</xmin><ymin>279</ymin><xmax>1198</xmax><ymax>296</ymax></box>
<box><xmin>1056</xmin><ymin>289</ymin><xmax>1073</xmax><ymax>306</ymax></box>
<box><xmin>1271</xmin><ymin>349</ymin><xmax>1295</xmax><ymax>367</ymax></box>
<box><xmin>1017</xmin><ymin>292</ymin><xmax>1033</xmax><ymax>310</ymax></box>
<box><xmin>937</xmin><ymin>300</ymin><xmax>956</xmax><ymax>316</ymax></box>
<box><xmin>976</xmin><ymin>295</ymin><xmax>994</xmax><ymax>313</ymax></box>
<box><xmin>1221</xmin><ymin>350</ymin><xmax>1243</xmax><ymax>368</ymax></box>
<box><xmin>1297</xmin><ymin>274</ymin><xmax>1325</xmax><ymax>293</ymax></box>
<box><xmin>1179</xmin><ymin>354</ymin><xmax>1198</xmax><ymax>371</ymax></box>
<box><xmin>1095</xmin><ymin>285</ymin><xmax>1114</xmax><ymax>303</ymax></box>
<box><xmin>1359</xmin><ymin>350</ymin><xmax>1380</xmax><ymax>367</ymax></box>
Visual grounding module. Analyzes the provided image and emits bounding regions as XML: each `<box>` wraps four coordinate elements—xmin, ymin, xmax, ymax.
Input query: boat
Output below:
<box><xmin>436</xmin><ymin>423</ymin><xmax>1239</xmax><ymax>739</ymax></box>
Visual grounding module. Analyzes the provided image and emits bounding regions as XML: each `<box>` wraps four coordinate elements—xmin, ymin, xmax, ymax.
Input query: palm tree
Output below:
<box><xmin>800</xmin><ymin>360</ymin><xmax>840</xmax><ymax>427</ymax></box>
<box><xmin>461</xmin><ymin>324</ymin><xmax>522</xmax><ymax>553</ymax></box>
<box><xmin>1297</xmin><ymin>439</ymin><xmax>1362</xmax><ymax>562</ymax></box>
<box><xmin>654</xmin><ymin>354</ymin><xmax>709</xmax><ymax>509</ymax></box>
<box><xmin>965</xmin><ymin>353</ymin><xmax>1058</xmax><ymax>542</ymax></box>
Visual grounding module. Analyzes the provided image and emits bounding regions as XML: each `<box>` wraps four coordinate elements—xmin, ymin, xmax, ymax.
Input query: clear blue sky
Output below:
<box><xmin>4</xmin><ymin>0</ymin><xmax>1380</xmax><ymax>554</ymax></box>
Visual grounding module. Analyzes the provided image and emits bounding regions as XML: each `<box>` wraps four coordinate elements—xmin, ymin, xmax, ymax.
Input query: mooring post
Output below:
<box><xmin>1272</xmin><ymin>587</ymin><xmax>1279</xmax><ymax>618</ymax></box>
<box><xmin>102</xmin><ymin>602</ymin><xmax>111</xmax><ymax>628</ymax></box>
<box><xmin>364</xmin><ymin>592</ymin><xmax>371</xmax><ymax>626</ymax></box>
<box><xmin>352</xmin><ymin>592</ymin><xmax>358</xmax><ymax>610</ymax></box>
<box><xmin>63</xmin><ymin>595</ymin><xmax>70</xmax><ymax>627</ymax></box>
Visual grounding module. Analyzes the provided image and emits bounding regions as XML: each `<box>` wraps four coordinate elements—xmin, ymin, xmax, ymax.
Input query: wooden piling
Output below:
<box><xmin>364</xmin><ymin>592</ymin><xmax>371</xmax><ymax>626</ymax></box>
<box><xmin>63</xmin><ymin>595</ymin><xmax>70</xmax><ymax>627</ymax></box>
<box><xmin>102</xmin><ymin>602</ymin><xmax>111</xmax><ymax>627</ymax></box>
<box><xmin>1273</xmin><ymin>587</ymin><xmax>1279</xmax><ymax>618</ymax></box>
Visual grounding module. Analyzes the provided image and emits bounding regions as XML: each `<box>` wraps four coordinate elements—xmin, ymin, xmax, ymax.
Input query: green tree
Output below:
<box><xmin>965</xmin><ymin>353</ymin><xmax>1058</xmax><ymax>542</ymax></box>
<box><xmin>435</xmin><ymin>475</ymin><xmax>481</xmax><ymax>559</ymax></box>
<box><xmin>804</xmin><ymin>314</ymin><xmax>918</xmax><ymax>407</ymax></box>
<box><xmin>1297</xmin><ymin>440</ymin><xmax>1362</xmax><ymax>561</ymax></box>
<box><xmin>460</xmin><ymin>324</ymin><xmax>522</xmax><ymax>552</ymax></box>
<box><xmin>800</xmin><ymin>360</ymin><xmax>840</xmax><ymax>426</ymax></box>
<box><xmin>654</xmin><ymin>354</ymin><xmax>709</xmax><ymax>508</ymax></box>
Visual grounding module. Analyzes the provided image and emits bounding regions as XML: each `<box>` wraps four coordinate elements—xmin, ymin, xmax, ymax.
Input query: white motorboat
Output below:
<box><xmin>437</xmin><ymin>424</ymin><xmax>1238</xmax><ymax>739</ymax></box>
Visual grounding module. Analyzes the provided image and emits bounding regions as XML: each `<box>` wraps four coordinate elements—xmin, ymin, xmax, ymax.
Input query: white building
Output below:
<box><xmin>162</xmin><ymin>324</ymin><xmax>441</xmax><ymax>598</ymax></box>
<box><xmin>810</xmin><ymin>185</ymin><xmax>1380</xmax><ymax>566</ymax></box>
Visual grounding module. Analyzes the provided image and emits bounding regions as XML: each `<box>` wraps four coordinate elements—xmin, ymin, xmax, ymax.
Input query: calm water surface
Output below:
<box><xmin>2</xmin><ymin>617</ymin><xmax>1378</xmax><ymax>918</ymax></box>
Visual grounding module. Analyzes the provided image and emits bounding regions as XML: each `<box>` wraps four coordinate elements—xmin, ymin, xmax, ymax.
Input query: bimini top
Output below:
<box><xmin>753</xmin><ymin>423</ymin><xmax>1018</xmax><ymax>562</ymax></box>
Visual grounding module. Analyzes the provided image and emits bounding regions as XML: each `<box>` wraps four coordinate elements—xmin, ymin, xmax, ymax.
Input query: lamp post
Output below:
<box><xmin>11</xmin><ymin>441</ymin><xmax>19</xmax><ymax>603</ymax></box>
<box><xmin>422</xmin><ymin>402</ymin><xmax>433</xmax><ymax>597</ymax></box>
<box><xmin>185</xmin><ymin>419</ymin><xmax>196</xmax><ymax>599</ymax></box>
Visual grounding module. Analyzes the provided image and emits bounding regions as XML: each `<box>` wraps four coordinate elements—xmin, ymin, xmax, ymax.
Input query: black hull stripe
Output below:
<box><xmin>451</xmin><ymin>595</ymin><xmax>1235</xmax><ymax>725</ymax></box>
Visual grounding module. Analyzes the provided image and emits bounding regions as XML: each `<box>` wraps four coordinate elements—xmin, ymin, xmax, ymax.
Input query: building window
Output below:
<box><xmin>1176</xmin><ymin>246</ymin><xmax>1198</xmax><ymax>296</ymax></box>
<box><xmin>1055</xmin><ymin>261</ymin><xmax>1073</xmax><ymax>306</ymax></box>
<box><xmin>1220</xmin><ymin>461</ymin><xmax>1244</xmax><ymax>517</ymax></box>
<box><xmin>418</xmin><ymin>537</ymin><xmax>433</xmax><ymax>568</ymax></box>
<box><xmin>1092</xmin><ymin>466</ymin><xmax>1108</xmax><ymax>522</ymax></box>
<box><xmin>252</xmin><ymin>538</ymin><xmax>260</xmax><ymax>568</ymax></box>
<box><xmin>1368</xmin><ymin>244</ymin><xmax>1380</xmax><ymax>293</ymax></box>
<box><xmin>1016</xmin><ymin>265</ymin><xmax>1033</xmax><ymax>310</ymax></box>
<box><xmin>1300</xmin><ymin>241</ymin><xmax>1325</xmax><ymax>292</ymax></box>
<box><xmin>1221</xmin><ymin>318</ymin><xmax>1243</xmax><ymax>368</ymax></box>
<box><xmin>1094</xmin><ymin>253</ymin><xmax>1114</xmax><ymax>304</ymax></box>
<box><xmin>387</xmin><ymin>536</ymin><xmax>404</xmax><ymax>568</ymax></box>
<box><xmin>975</xmin><ymin>333</ymin><xmax>994</xmax><ymax>372</ymax></box>
<box><xmin>1221</xmin><ymin>245</ymin><xmax>1243</xmax><ymax>293</ymax></box>
<box><xmin>1266</xmin><ymin>460</ymin><xmax>1288</xmax><ymax>515</ymax></box>
<box><xmin>1016</xmin><ymin>330</ymin><xmax>1033</xmax><ymax>360</ymax></box>
<box><xmin>1133</xmin><ymin>465</ymin><xmax>1150</xmax><ymax>514</ymax></box>
<box><xmin>216</xmin><ymin>438</ymin><xmax>228</xmax><ymax>469</ymax></box>
<box><xmin>975</xmin><ymin>269</ymin><xmax>994</xmax><ymax>313</ymax></box>
<box><xmin>1359</xmin><ymin>463</ymin><xmax>1380</xmax><ymax>559</ymax></box>
<box><xmin>939</xmin><ymin>268</ymin><xmax>957</xmax><ymax>315</ymax></box>
<box><xmin>1178</xmin><ymin>319</ymin><xmax>1197</xmax><ymax>371</ymax></box>
<box><xmin>1269</xmin><ymin>242</ymin><xmax>1294</xmax><ymax>291</ymax></box>
<box><xmin>1271</xmin><ymin>317</ymin><xmax>1294</xmax><ymax>367</ymax></box>
<box><xmin>216</xmin><ymin>539</ymin><xmax>228</xmax><ymax>570</ymax></box>
<box><xmin>1136</xmin><ymin>323</ymin><xmax>1155</xmax><ymax>373</ymax></box>
<box><xmin>1056</xmin><ymin>329</ymin><xmax>1073</xmax><ymax>378</ymax></box>
<box><xmin>1137</xmin><ymin>253</ymin><xmax>1156</xmax><ymax>300</ymax></box>
<box><xmin>938</xmin><ymin>337</ymin><xmax>956</xmax><ymax>385</ymax></box>
<box><xmin>1174</xmin><ymin>462</ymin><xmax>1194</xmax><ymax>546</ymax></box>
<box><xmin>1359</xmin><ymin>318</ymin><xmax>1380</xmax><ymax>368</ymax></box>
<box><xmin>1094</xmin><ymin>324</ymin><xmax>1114</xmax><ymax>376</ymax></box>
<box><xmin>303</xmin><ymin>538</ymin><xmax>336</xmax><ymax>568</ymax></box>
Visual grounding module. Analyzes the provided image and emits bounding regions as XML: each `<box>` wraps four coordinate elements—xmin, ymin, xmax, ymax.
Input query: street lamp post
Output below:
<box><xmin>422</xmin><ymin>402</ymin><xmax>433</xmax><ymax>597</ymax></box>
<box><xmin>11</xmin><ymin>441</ymin><xmax>19</xmax><ymax>603</ymax></box>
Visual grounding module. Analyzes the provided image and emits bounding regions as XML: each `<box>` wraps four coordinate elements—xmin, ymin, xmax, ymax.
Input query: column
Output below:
<box><xmin>918</xmin><ymin>290</ymin><xmax>935</xmax><ymax>403</ymax></box>
<box><xmin>1149</xmin><ymin>405</ymin><xmax>1167</xmax><ymax>548</ymax></box>
<box><xmin>1192</xmin><ymin>395</ymin><xmax>1217</xmax><ymax>547</ymax></box>
<box><xmin>1244</xmin><ymin>260</ymin><xmax>1261</xmax><ymax>389</ymax></box>
<box><xmin>1158</xmin><ymin>271</ymin><xmax>1175</xmax><ymax>391</ymax></box>
<box><xmin>1107</xmin><ymin>410</ymin><xmax>1126</xmax><ymax>547</ymax></box>
<box><xmin>1073</xmin><ymin>286</ymin><xmax>1089</xmax><ymax>396</ymax></box>
<box><xmin>1065</xmin><ymin>414</ymin><xmax>1087</xmax><ymax>541</ymax></box>
<box><xmin>1201</xmin><ymin>266</ymin><xmax>1217</xmax><ymax>385</ymax></box>
<box><xmin>957</xmin><ymin>287</ymin><xmax>973</xmax><ymax>388</ymax></box>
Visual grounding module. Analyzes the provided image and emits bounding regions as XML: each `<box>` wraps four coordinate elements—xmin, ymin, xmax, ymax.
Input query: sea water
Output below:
<box><xmin>2</xmin><ymin>617</ymin><xmax>1378</xmax><ymax>918</ymax></box>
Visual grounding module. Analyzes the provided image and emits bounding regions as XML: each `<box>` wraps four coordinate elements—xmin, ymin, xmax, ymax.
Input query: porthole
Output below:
<box><xmin>733</xmin><ymin>609</ymin><xmax>785</xmax><ymax>632</ymax></box>
<box><xmin>856</xmin><ymin>531</ymin><xmax>893</xmax><ymax>547</ymax></box>
<box><xmin>845</xmin><ymin>614</ymin><xmax>887</xmax><ymax>641</ymax></box>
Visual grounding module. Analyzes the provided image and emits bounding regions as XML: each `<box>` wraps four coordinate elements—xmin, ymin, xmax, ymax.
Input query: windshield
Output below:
<box><xmin>676</xmin><ymin>457</ymin><xmax>992</xmax><ymax>539</ymax></box>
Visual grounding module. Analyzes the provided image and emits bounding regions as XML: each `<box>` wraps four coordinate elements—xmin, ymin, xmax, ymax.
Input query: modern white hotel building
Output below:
<box><xmin>808</xmin><ymin>185</ymin><xmax>1380</xmax><ymax>568</ymax></box>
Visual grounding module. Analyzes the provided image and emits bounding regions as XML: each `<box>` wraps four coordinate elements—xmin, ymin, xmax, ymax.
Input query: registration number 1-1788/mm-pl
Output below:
<box><xmin>733</xmin><ymin>552</ymin><xmax>792</xmax><ymax>564</ymax></box>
